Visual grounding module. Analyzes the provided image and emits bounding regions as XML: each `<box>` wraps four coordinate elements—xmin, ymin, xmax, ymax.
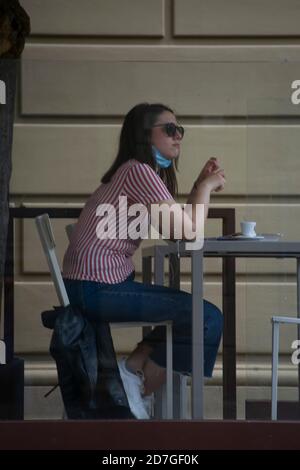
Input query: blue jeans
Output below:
<box><xmin>64</xmin><ymin>272</ymin><xmax>223</xmax><ymax>377</ymax></box>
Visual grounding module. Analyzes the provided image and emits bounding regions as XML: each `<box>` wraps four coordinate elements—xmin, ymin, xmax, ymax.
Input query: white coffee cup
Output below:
<box><xmin>240</xmin><ymin>221</ymin><xmax>256</xmax><ymax>237</ymax></box>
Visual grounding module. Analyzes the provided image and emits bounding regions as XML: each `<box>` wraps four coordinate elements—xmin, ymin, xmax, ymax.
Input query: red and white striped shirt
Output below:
<box><xmin>63</xmin><ymin>159</ymin><xmax>172</xmax><ymax>284</ymax></box>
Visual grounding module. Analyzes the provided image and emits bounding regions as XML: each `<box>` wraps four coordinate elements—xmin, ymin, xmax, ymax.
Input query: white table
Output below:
<box><xmin>142</xmin><ymin>238</ymin><xmax>300</xmax><ymax>419</ymax></box>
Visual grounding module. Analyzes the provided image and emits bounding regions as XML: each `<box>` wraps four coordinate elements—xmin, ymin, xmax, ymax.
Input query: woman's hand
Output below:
<box><xmin>195</xmin><ymin>157</ymin><xmax>220</xmax><ymax>185</ymax></box>
<box><xmin>198</xmin><ymin>168</ymin><xmax>226</xmax><ymax>193</ymax></box>
<box><xmin>194</xmin><ymin>158</ymin><xmax>225</xmax><ymax>193</ymax></box>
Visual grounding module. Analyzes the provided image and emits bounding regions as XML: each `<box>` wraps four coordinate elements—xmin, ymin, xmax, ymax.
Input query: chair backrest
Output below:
<box><xmin>0</xmin><ymin>340</ymin><xmax>6</xmax><ymax>365</ymax></box>
<box><xmin>35</xmin><ymin>213</ymin><xmax>70</xmax><ymax>307</ymax></box>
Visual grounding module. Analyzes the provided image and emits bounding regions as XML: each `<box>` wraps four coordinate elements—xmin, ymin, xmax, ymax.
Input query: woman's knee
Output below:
<box><xmin>174</xmin><ymin>299</ymin><xmax>223</xmax><ymax>340</ymax></box>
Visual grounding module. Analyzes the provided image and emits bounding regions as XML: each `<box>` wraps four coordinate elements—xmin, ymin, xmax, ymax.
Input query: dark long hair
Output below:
<box><xmin>101</xmin><ymin>103</ymin><xmax>178</xmax><ymax>197</ymax></box>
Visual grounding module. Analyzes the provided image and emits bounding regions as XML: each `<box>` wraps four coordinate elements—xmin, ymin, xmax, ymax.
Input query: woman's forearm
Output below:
<box><xmin>186</xmin><ymin>181</ymin><xmax>211</xmax><ymax>223</ymax></box>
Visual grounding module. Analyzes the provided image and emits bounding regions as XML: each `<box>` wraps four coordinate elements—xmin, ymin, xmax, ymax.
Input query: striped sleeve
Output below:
<box><xmin>124</xmin><ymin>163</ymin><xmax>173</xmax><ymax>205</ymax></box>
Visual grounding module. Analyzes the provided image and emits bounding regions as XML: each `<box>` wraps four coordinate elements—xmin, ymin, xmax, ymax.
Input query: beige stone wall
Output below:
<box><xmin>11</xmin><ymin>1</ymin><xmax>300</xmax><ymax>373</ymax></box>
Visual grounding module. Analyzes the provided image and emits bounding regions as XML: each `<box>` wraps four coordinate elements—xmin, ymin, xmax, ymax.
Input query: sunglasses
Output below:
<box><xmin>152</xmin><ymin>122</ymin><xmax>185</xmax><ymax>139</ymax></box>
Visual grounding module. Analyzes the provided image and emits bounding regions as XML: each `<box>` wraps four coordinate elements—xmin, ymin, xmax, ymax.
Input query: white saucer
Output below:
<box><xmin>233</xmin><ymin>235</ymin><xmax>264</xmax><ymax>240</ymax></box>
<box><xmin>217</xmin><ymin>234</ymin><xmax>264</xmax><ymax>241</ymax></box>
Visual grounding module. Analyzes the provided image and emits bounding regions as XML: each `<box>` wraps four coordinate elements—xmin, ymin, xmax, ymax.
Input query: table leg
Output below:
<box><xmin>153</xmin><ymin>246</ymin><xmax>173</xmax><ymax>419</ymax></box>
<box><xmin>142</xmin><ymin>256</ymin><xmax>152</xmax><ymax>285</ymax></box>
<box><xmin>191</xmin><ymin>249</ymin><xmax>204</xmax><ymax>419</ymax></box>
<box><xmin>169</xmin><ymin>253</ymin><xmax>180</xmax><ymax>290</ymax></box>
<box><xmin>168</xmin><ymin>253</ymin><xmax>190</xmax><ymax>419</ymax></box>
<box><xmin>143</xmin><ymin>254</ymin><xmax>163</xmax><ymax>419</ymax></box>
<box><xmin>142</xmin><ymin>255</ymin><xmax>153</xmax><ymax>338</ymax></box>
<box><xmin>297</xmin><ymin>258</ymin><xmax>300</xmax><ymax>402</ymax></box>
<box><xmin>154</xmin><ymin>246</ymin><xmax>164</xmax><ymax>286</ymax></box>
<box><xmin>222</xmin><ymin>256</ymin><xmax>237</xmax><ymax>419</ymax></box>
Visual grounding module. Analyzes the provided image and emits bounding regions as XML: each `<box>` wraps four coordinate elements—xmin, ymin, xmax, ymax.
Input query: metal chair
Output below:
<box><xmin>0</xmin><ymin>340</ymin><xmax>5</xmax><ymax>365</ymax></box>
<box><xmin>36</xmin><ymin>213</ymin><xmax>174</xmax><ymax>418</ymax></box>
<box><xmin>271</xmin><ymin>315</ymin><xmax>300</xmax><ymax>420</ymax></box>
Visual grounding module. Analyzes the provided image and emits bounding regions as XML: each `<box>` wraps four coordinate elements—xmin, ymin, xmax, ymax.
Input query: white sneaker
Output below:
<box><xmin>118</xmin><ymin>358</ymin><xmax>150</xmax><ymax>419</ymax></box>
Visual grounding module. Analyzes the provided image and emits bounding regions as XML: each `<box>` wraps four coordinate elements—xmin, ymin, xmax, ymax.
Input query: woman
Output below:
<box><xmin>63</xmin><ymin>103</ymin><xmax>225</xmax><ymax>419</ymax></box>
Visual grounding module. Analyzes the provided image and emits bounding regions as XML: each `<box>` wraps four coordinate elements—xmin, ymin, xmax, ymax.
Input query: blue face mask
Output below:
<box><xmin>152</xmin><ymin>146</ymin><xmax>172</xmax><ymax>169</ymax></box>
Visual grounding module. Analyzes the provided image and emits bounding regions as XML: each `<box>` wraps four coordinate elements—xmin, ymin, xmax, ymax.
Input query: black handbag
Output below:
<box><xmin>42</xmin><ymin>305</ymin><xmax>135</xmax><ymax>419</ymax></box>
